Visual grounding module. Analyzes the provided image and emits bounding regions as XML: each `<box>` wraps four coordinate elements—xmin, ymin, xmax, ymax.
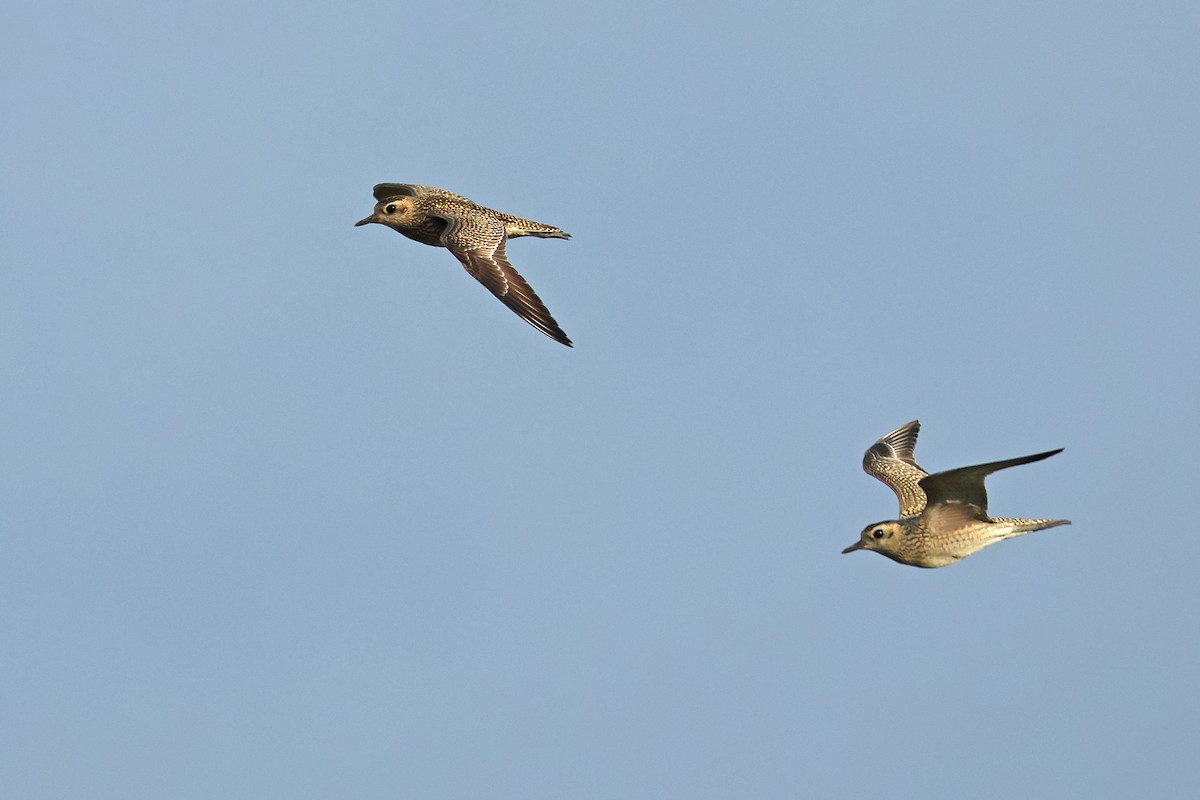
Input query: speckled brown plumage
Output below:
<box><xmin>356</xmin><ymin>183</ymin><xmax>572</xmax><ymax>346</ymax></box>
<box><xmin>862</xmin><ymin>420</ymin><xmax>929</xmax><ymax>519</ymax></box>
<box><xmin>846</xmin><ymin>423</ymin><xmax>1069</xmax><ymax>568</ymax></box>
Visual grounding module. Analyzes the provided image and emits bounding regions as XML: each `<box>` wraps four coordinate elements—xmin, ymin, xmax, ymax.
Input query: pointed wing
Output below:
<box><xmin>436</xmin><ymin>210</ymin><xmax>572</xmax><ymax>347</ymax></box>
<box><xmin>863</xmin><ymin>420</ymin><xmax>928</xmax><ymax>517</ymax></box>
<box><xmin>373</xmin><ymin>183</ymin><xmax>475</xmax><ymax>203</ymax></box>
<box><xmin>919</xmin><ymin>449</ymin><xmax>1063</xmax><ymax>516</ymax></box>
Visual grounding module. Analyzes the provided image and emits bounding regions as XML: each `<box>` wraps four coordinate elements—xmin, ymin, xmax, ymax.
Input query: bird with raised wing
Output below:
<box><xmin>845</xmin><ymin>422</ymin><xmax>1069</xmax><ymax>567</ymax></box>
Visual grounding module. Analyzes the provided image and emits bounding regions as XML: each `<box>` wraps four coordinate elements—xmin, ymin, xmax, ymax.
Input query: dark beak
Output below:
<box><xmin>354</xmin><ymin>215</ymin><xmax>375</xmax><ymax>227</ymax></box>
<box><xmin>841</xmin><ymin>541</ymin><xmax>865</xmax><ymax>554</ymax></box>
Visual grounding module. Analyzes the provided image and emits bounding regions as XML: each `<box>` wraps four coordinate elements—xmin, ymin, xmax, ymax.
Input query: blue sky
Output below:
<box><xmin>2</xmin><ymin>1</ymin><xmax>1197</xmax><ymax>797</ymax></box>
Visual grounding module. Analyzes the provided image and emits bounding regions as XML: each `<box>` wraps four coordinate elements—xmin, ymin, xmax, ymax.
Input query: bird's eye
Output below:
<box><xmin>385</xmin><ymin>204</ymin><xmax>397</xmax><ymax>214</ymax></box>
<box><xmin>872</xmin><ymin>529</ymin><xmax>885</xmax><ymax>539</ymax></box>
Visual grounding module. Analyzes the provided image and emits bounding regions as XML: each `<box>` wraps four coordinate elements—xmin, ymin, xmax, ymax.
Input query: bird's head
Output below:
<box><xmin>355</xmin><ymin>196</ymin><xmax>417</xmax><ymax>228</ymax></box>
<box><xmin>842</xmin><ymin>520</ymin><xmax>905</xmax><ymax>558</ymax></box>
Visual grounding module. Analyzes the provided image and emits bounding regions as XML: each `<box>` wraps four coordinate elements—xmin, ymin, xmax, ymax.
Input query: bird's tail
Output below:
<box><xmin>525</xmin><ymin>229</ymin><xmax>571</xmax><ymax>239</ymax></box>
<box><xmin>993</xmin><ymin>517</ymin><xmax>1072</xmax><ymax>535</ymax></box>
<box><xmin>500</xmin><ymin>213</ymin><xmax>571</xmax><ymax>239</ymax></box>
<box><xmin>510</xmin><ymin>224</ymin><xmax>570</xmax><ymax>240</ymax></box>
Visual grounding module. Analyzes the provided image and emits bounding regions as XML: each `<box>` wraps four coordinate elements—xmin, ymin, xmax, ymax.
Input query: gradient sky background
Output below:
<box><xmin>2</xmin><ymin>2</ymin><xmax>1198</xmax><ymax>798</ymax></box>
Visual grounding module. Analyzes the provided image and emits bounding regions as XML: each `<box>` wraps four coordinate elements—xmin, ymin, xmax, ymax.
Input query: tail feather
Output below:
<box><xmin>521</xmin><ymin>229</ymin><xmax>571</xmax><ymax>240</ymax></box>
<box><xmin>994</xmin><ymin>517</ymin><xmax>1071</xmax><ymax>535</ymax></box>
<box><xmin>506</xmin><ymin>224</ymin><xmax>570</xmax><ymax>240</ymax></box>
<box><xmin>495</xmin><ymin>211</ymin><xmax>571</xmax><ymax>240</ymax></box>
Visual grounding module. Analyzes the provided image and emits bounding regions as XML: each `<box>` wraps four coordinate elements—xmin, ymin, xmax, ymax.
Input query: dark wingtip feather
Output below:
<box><xmin>867</xmin><ymin>420</ymin><xmax>921</xmax><ymax>466</ymax></box>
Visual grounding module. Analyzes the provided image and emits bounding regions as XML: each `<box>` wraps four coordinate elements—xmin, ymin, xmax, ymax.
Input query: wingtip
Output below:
<box><xmin>551</xmin><ymin>325</ymin><xmax>574</xmax><ymax>347</ymax></box>
<box><xmin>867</xmin><ymin>419</ymin><xmax>922</xmax><ymax>465</ymax></box>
